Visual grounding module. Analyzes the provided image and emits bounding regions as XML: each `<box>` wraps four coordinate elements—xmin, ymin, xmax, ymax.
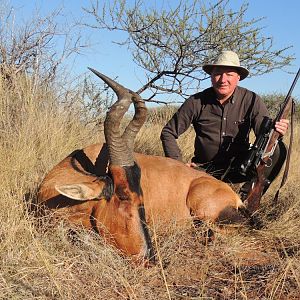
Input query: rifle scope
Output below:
<box><xmin>240</xmin><ymin>116</ymin><xmax>273</xmax><ymax>176</ymax></box>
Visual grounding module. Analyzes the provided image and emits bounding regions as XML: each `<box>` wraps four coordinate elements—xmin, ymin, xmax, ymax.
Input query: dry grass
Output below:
<box><xmin>1</xmin><ymin>75</ymin><xmax>300</xmax><ymax>299</ymax></box>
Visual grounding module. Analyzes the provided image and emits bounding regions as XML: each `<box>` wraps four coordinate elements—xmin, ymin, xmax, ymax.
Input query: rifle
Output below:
<box><xmin>240</xmin><ymin>68</ymin><xmax>300</xmax><ymax>214</ymax></box>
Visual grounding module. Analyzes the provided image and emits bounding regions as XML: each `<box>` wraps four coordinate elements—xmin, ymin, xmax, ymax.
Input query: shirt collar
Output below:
<box><xmin>231</xmin><ymin>86</ymin><xmax>242</xmax><ymax>104</ymax></box>
<box><xmin>220</xmin><ymin>87</ymin><xmax>239</xmax><ymax>105</ymax></box>
<box><xmin>212</xmin><ymin>88</ymin><xmax>236</xmax><ymax>106</ymax></box>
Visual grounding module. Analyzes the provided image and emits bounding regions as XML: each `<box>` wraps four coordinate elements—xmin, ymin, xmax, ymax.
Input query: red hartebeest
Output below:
<box><xmin>37</xmin><ymin>69</ymin><xmax>244</xmax><ymax>262</ymax></box>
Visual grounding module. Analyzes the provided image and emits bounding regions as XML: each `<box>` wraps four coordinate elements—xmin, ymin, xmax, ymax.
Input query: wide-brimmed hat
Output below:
<box><xmin>202</xmin><ymin>50</ymin><xmax>249</xmax><ymax>80</ymax></box>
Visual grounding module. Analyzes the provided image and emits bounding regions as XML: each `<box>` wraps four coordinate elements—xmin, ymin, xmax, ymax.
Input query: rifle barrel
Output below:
<box><xmin>286</xmin><ymin>68</ymin><xmax>300</xmax><ymax>100</ymax></box>
<box><xmin>275</xmin><ymin>68</ymin><xmax>300</xmax><ymax>122</ymax></box>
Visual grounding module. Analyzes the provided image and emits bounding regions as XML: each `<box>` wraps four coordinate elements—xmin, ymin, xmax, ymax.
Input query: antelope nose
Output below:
<box><xmin>145</xmin><ymin>247</ymin><xmax>155</xmax><ymax>265</ymax></box>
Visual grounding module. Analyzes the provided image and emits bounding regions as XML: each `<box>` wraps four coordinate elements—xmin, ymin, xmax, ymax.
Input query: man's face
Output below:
<box><xmin>211</xmin><ymin>66</ymin><xmax>240</xmax><ymax>99</ymax></box>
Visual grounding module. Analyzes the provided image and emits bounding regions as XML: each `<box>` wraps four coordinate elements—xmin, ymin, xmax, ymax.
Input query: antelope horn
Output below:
<box><xmin>88</xmin><ymin>68</ymin><xmax>145</xmax><ymax>166</ymax></box>
<box><xmin>121</xmin><ymin>91</ymin><xmax>147</xmax><ymax>152</ymax></box>
<box><xmin>88</xmin><ymin>68</ymin><xmax>129</xmax><ymax>100</ymax></box>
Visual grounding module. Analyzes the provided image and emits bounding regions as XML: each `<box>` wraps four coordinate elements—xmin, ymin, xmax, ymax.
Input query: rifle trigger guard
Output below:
<box><xmin>262</xmin><ymin>140</ymin><xmax>278</xmax><ymax>160</ymax></box>
<box><xmin>265</xmin><ymin>157</ymin><xmax>272</xmax><ymax>168</ymax></box>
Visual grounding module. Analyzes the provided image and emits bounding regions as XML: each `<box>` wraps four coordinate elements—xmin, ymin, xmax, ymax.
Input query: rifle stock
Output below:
<box><xmin>244</xmin><ymin>68</ymin><xmax>299</xmax><ymax>214</ymax></box>
<box><xmin>245</xmin><ymin>98</ymin><xmax>293</xmax><ymax>213</ymax></box>
<box><xmin>245</xmin><ymin>164</ymin><xmax>266</xmax><ymax>213</ymax></box>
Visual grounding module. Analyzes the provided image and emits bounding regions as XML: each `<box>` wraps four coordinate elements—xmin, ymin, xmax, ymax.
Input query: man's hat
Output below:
<box><xmin>202</xmin><ymin>50</ymin><xmax>249</xmax><ymax>80</ymax></box>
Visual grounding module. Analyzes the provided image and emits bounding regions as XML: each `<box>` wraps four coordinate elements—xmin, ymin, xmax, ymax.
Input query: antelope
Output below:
<box><xmin>37</xmin><ymin>69</ymin><xmax>245</xmax><ymax>263</ymax></box>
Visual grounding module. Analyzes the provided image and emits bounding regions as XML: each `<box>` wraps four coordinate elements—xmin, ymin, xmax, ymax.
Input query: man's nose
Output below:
<box><xmin>218</xmin><ymin>73</ymin><xmax>227</xmax><ymax>82</ymax></box>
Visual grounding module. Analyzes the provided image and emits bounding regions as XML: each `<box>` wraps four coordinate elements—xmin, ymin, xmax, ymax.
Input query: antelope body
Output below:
<box><xmin>37</xmin><ymin>69</ymin><xmax>244</xmax><ymax>262</ymax></box>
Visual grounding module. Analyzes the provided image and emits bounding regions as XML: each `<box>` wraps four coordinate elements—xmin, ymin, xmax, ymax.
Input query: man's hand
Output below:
<box><xmin>275</xmin><ymin>119</ymin><xmax>289</xmax><ymax>136</ymax></box>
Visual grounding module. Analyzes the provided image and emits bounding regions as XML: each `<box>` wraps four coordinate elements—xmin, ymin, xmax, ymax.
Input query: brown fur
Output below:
<box><xmin>38</xmin><ymin>143</ymin><xmax>244</xmax><ymax>258</ymax></box>
<box><xmin>37</xmin><ymin>70</ymin><xmax>245</xmax><ymax>261</ymax></box>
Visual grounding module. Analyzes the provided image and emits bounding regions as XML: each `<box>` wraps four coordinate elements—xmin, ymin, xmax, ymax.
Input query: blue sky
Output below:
<box><xmin>8</xmin><ymin>0</ymin><xmax>300</xmax><ymax>102</ymax></box>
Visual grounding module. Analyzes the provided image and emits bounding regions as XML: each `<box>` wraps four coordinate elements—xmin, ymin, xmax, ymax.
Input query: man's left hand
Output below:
<box><xmin>275</xmin><ymin>119</ymin><xmax>289</xmax><ymax>136</ymax></box>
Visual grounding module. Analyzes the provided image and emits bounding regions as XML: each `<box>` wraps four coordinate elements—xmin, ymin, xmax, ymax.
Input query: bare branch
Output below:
<box><xmin>83</xmin><ymin>0</ymin><xmax>294</xmax><ymax>101</ymax></box>
<box><xmin>0</xmin><ymin>3</ymin><xmax>88</xmax><ymax>86</ymax></box>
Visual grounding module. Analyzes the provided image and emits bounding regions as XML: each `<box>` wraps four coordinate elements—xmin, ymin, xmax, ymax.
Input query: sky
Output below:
<box><xmin>7</xmin><ymin>0</ymin><xmax>300</xmax><ymax>103</ymax></box>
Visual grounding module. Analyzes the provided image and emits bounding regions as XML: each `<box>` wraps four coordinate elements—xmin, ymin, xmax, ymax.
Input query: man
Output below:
<box><xmin>161</xmin><ymin>50</ymin><xmax>289</xmax><ymax>197</ymax></box>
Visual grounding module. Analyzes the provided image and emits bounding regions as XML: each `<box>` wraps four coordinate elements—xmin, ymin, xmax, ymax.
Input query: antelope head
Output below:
<box><xmin>59</xmin><ymin>68</ymin><xmax>154</xmax><ymax>262</ymax></box>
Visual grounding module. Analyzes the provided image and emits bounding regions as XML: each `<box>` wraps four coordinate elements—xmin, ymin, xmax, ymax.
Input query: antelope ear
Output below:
<box><xmin>55</xmin><ymin>181</ymin><xmax>105</xmax><ymax>200</ymax></box>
